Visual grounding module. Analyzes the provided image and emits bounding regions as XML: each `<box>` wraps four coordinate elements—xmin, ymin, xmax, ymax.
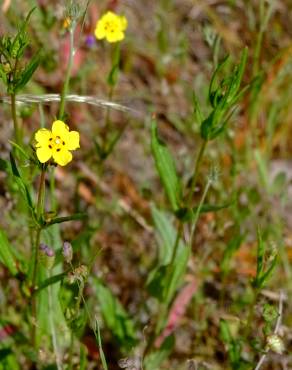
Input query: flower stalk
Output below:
<box><xmin>59</xmin><ymin>20</ymin><xmax>76</xmax><ymax>120</ymax></box>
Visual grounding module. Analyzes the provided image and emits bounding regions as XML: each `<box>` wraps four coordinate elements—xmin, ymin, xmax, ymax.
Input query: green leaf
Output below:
<box><xmin>144</xmin><ymin>335</ymin><xmax>175</xmax><ymax>370</ymax></box>
<box><xmin>8</xmin><ymin>141</ymin><xmax>30</xmax><ymax>160</ymax></box>
<box><xmin>80</xmin><ymin>344</ymin><xmax>88</xmax><ymax>370</ymax></box>
<box><xmin>0</xmin><ymin>64</ymin><xmax>8</xmax><ymax>86</ymax></box>
<box><xmin>95</xmin><ymin>321</ymin><xmax>109</xmax><ymax>370</ymax></box>
<box><xmin>255</xmin><ymin>229</ymin><xmax>265</xmax><ymax>281</ymax></box>
<box><xmin>220</xmin><ymin>319</ymin><xmax>232</xmax><ymax>344</ymax></box>
<box><xmin>209</xmin><ymin>54</ymin><xmax>230</xmax><ymax>107</ymax></box>
<box><xmin>14</xmin><ymin>51</ymin><xmax>41</xmax><ymax>92</ymax></box>
<box><xmin>253</xmin><ymin>229</ymin><xmax>278</xmax><ymax>289</ymax></box>
<box><xmin>35</xmin><ymin>271</ymin><xmax>67</xmax><ymax>294</ymax></box>
<box><xmin>0</xmin><ymin>229</ymin><xmax>18</xmax><ymax>276</ymax></box>
<box><xmin>148</xmin><ymin>206</ymin><xmax>189</xmax><ymax>305</ymax></box>
<box><xmin>9</xmin><ymin>152</ymin><xmax>21</xmax><ymax>178</ymax></box>
<box><xmin>44</xmin><ymin>213</ymin><xmax>88</xmax><ymax>227</ymax></box>
<box><xmin>257</xmin><ymin>255</ymin><xmax>278</xmax><ymax>289</ymax></box>
<box><xmin>92</xmin><ymin>278</ymin><xmax>137</xmax><ymax>351</ymax></box>
<box><xmin>0</xmin><ymin>349</ymin><xmax>20</xmax><ymax>370</ymax></box>
<box><xmin>228</xmin><ymin>47</ymin><xmax>248</xmax><ymax>104</ymax></box>
<box><xmin>254</xmin><ymin>149</ymin><xmax>269</xmax><ymax>190</ymax></box>
<box><xmin>9</xmin><ymin>152</ymin><xmax>33</xmax><ymax>209</ymax></box>
<box><xmin>175</xmin><ymin>201</ymin><xmax>234</xmax><ymax>222</ymax></box>
<box><xmin>192</xmin><ymin>92</ymin><xmax>203</xmax><ymax>125</ymax></box>
<box><xmin>220</xmin><ymin>319</ymin><xmax>243</xmax><ymax>370</ymax></box>
<box><xmin>151</xmin><ymin>120</ymin><xmax>181</xmax><ymax>211</ymax></box>
<box><xmin>147</xmin><ymin>265</ymin><xmax>168</xmax><ymax>300</ymax></box>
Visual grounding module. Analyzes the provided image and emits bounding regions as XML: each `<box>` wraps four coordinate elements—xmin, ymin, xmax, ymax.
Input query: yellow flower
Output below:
<box><xmin>35</xmin><ymin>120</ymin><xmax>80</xmax><ymax>166</ymax></box>
<box><xmin>95</xmin><ymin>11</ymin><xmax>128</xmax><ymax>43</ymax></box>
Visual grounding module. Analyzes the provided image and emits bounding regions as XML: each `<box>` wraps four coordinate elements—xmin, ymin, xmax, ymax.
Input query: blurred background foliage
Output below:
<box><xmin>0</xmin><ymin>0</ymin><xmax>291</xmax><ymax>369</ymax></box>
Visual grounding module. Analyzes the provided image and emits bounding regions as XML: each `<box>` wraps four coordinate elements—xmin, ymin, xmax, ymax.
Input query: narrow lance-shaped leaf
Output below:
<box><xmin>175</xmin><ymin>200</ymin><xmax>234</xmax><ymax>222</ymax></box>
<box><xmin>0</xmin><ymin>229</ymin><xmax>18</xmax><ymax>276</ymax></box>
<box><xmin>228</xmin><ymin>47</ymin><xmax>248</xmax><ymax>104</ymax></box>
<box><xmin>44</xmin><ymin>213</ymin><xmax>88</xmax><ymax>228</ymax></box>
<box><xmin>92</xmin><ymin>278</ymin><xmax>137</xmax><ymax>351</ymax></box>
<box><xmin>95</xmin><ymin>322</ymin><xmax>109</xmax><ymax>370</ymax></box>
<box><xmin>9</xmin><ymin>152</ymin><xmax>33</xmax><ymax>209</ymax></box>
<box><xmin>147</xmin><ymin>207</ymin><xmax>189</xmax><ymax>305</ymax></box>
<box><xmin>253</xmin><ymin>229</ymin><xmax>278</xmax><ymax>289</ymax></box>
<box><xmin>208</xmin><ymin>54</ymin><xmax>230</xmax><ymax>107</ymax></box>
<box><xmin>14</xmin><ymin>51</ymin><xmax>42</xmax><ymax>92</ymax></box>
<box><xmin>151</xmin><ymin>120</ymin><xmax>181</xmax><ymax>211</ymax></box>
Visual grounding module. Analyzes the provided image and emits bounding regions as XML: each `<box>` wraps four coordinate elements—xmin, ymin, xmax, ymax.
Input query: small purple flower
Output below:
<box><xmin>85</xmin><ymin>34</ymin><xmax>96</xmax><ymax>48</ymax></box>
<box><xmin>39</xmin><ymin>243</ymin><xmax>55</xmax><ymax>269</ymax></box>
<box><xmin>39</xmin><ymin>243</ymin><xmax>48</xmax><ymax>252</ymax></box>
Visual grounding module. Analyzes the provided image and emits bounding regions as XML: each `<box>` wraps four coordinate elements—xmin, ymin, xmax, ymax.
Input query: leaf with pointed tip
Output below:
<box><xmin>151</xmin><ymin>120</ymin><xmax>181</xmax><ymax>211</ymax></box>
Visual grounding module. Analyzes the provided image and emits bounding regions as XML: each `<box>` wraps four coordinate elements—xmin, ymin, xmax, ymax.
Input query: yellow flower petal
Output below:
<box><xmin>120</xmin><ymin>16</ymin><xmax>128</xmax><ymax>31</ymax></box>
<box><xmin>52</xmin><ymin>149</ymin><xmax>72</xmax><ymax>166</ymax></box>
<box><xmin>35</xmin><ymin>128</ymin><xmax>51</xmax><ymax>145</ymax></box>
<box><xmin>36</xmin><ymin>147</ymin><xmax>52</xmax><ymax>163</ymax></box>
<box><xmin>52</xmin><ymin>120</ymin><xmax>69</xmax><ymax>140</ymax></box>
<box><xmin>66</xmin><ymin>131</ymin><xmax>80</xmax><ymax>150</ymax></box>
<box><xmin>103</xmin><ymin>11</ymin><xmax>116</xmax><ymax>21</ymax></box>
<box><xmin>107</xmin><ymin>31</ymin><xmax>124</xmax><ymax>43</ymax></box>
<box><xmin>95</xmin><ymin>23</ymin><xmax>106</xmax><ymax>40</ymax></box>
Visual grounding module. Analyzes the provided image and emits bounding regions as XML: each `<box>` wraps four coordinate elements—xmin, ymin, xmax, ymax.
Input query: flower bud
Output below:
<box><xmin>39</xmin><ymin>243</ymin><xmax>55</xmax><ymax>270</ymax></box>
<box><xmin>62</xmin><ymin>241</ymin><xmax>73</xmax><ymax>263</ymax></box>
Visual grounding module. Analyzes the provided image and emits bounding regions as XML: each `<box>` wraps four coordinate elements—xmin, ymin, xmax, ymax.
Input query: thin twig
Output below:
<box><xmin>275</xmin><ymin>290</ymin><xmax>284</xmax><ymax>334</ymax></box>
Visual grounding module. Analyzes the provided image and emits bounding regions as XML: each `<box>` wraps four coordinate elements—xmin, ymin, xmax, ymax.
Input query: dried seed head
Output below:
<box><xmin>266</xmin><ymin>334</ymin><xmax>285</xmax><ymax>354</ymax></box>
<box><xmin>67</xmin><ymin>264</ymin><xmax>89</xmax><ymax>284</ymax></box>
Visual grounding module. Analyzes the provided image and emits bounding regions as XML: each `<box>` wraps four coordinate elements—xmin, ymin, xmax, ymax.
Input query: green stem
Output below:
<box><xmin>186</xmin><ymin>139</ymin><xmax>207</xmax><ymax>206</ymax></box>
<box><xmin>68</xmin><ymin>332</ymin><xmax>74</xmax><ymax>370</ymax></box>
<box><xmin>31</xmin><ymin>167</ymin><xmax>46</xmax><ymax>347</ymax></box>
<box><xmin>104</xmin><ymin>86</ymin><xmax>114</xmax><ymax>130</ymax></box>
<box><xmin>59</xmin><ymin>22</ymin><xmax>76</xmax><ymax>120</ymax></box>
<box><xmin>252</xmin><ymin>30</ymin><xmax>263</xmax><ymax>77</ymax></box>
<box><xmin>189</xmin><ymin>179</ymin><xmax>212</xmax><ymax>247</ymax></box>
<box><xmin>10</xmin><ymin>93</ymin><xmax>21</xmax><ymax>145</ymax></box>
<box><xmin>48</xmin><ymin>270</ymin><xmax>62</xmax><ymax>370</ymax></box>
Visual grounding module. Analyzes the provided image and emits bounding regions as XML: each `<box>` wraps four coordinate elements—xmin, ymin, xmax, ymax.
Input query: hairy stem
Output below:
<box><xmin>10</xmin><ymin>93</ymin><xmax>21</xmax><ymax>145</ymax></box>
